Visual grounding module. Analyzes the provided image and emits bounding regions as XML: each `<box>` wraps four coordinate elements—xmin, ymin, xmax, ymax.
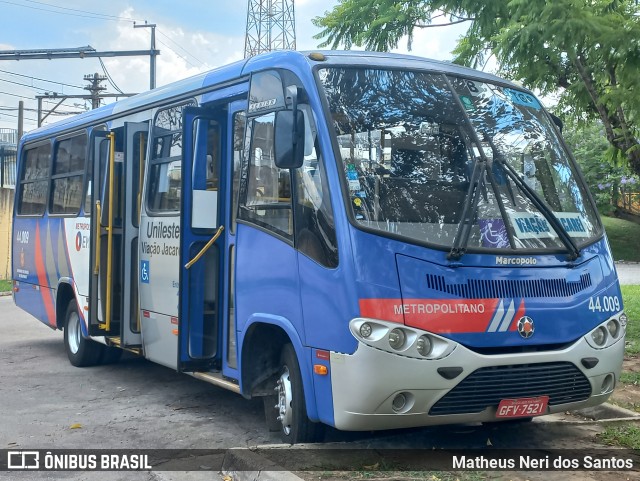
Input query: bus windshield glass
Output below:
<box><xmin>317</xmin><ymin>68</ymin><xmax>601</xmax><ymax>252</ymax></box>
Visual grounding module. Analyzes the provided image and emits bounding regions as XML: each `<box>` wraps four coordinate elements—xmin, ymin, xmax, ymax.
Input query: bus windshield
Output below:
<box><xmin>317</xmin><ymin>68</ymin><xmax>601</xmax><ymax>253</ymax></box>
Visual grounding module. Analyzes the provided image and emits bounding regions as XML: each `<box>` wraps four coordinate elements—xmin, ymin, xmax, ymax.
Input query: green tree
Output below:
<box><xmin>563</xmin><ymin>119</ymin><xmax>623</xmax><ymax>214</ymax></box>
<box><xmin>313</xmin><ymin>0</ymin><xmax>640</xmax><ymax>175</ymax></box>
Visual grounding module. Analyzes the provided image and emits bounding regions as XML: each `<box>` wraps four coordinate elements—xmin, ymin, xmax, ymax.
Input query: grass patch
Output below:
<box><xmin>0</xmin><ymin>279</ymin><xmax>11</xmax><ymax>292</ymax></box>
<box><xmin>601</xmin><ymin>216</ymin><xmax>640</xmax><ymax>262</ymax></box>
<box><xmin>598</xmin><ymin>425</ymin><xmax>640</xmax><ymax>449</ymax></box>
<box><xmin>622</xmin><ymin>285</ymin><xmax>640</xmax><ymax>355</ymax></box>
<box><xmin>620</xmin><ymin>371</ymin><xmax>640</xmax><ymax>385</ymax></box>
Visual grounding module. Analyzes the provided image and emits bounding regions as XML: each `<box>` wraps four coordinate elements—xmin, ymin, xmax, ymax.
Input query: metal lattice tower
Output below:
<box><xmin>244</xmin><ymin>0</ymin><xmax>296</xmax><ymax>58</ymax></box>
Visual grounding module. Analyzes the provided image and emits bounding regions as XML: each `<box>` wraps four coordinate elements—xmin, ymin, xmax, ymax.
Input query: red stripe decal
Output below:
<box><xmin>359</xmin><ymin>299</ymin><xmax>404</xmax><ymax>323</ymax></box>
<box><xmin>34</xmin><ymin>224</ymin><xmax>56</xmax><ymax>327</ymax></box>
<box><xmin>359</xmin><ymin>298</ymin><xmax>502</xmax><ymax>333</ymax></box>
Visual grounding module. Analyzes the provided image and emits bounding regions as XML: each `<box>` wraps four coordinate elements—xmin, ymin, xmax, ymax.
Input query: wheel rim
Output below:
<box><xmin>276</xmin><ymin>366</ymin><xmax>293</xmax><ymax>436</ymax></box>
<box><xmin>67</xmin><ymin>311</ymin><xmax>81</xmax><ymax>355</ymax></box>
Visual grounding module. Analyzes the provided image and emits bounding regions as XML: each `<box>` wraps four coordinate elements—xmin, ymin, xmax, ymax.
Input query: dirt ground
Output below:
<box><xmin>610</xmin><ymin>355</ymin><xmax>640</xmax><ymax>411</ymax></box>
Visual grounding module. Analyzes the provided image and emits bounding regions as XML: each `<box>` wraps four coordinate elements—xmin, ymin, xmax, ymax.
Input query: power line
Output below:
<box><xmin>0</xmin><ymin>76</ymin><xmax>48</xmax><ymax>92</ymax></box>
<box><xmin>0</xmin><ymin>90</ymin><xmax>33</xmax><ymax>100</ymax></box>
<box><xmin>98</xmin><ymin>58</ymin><xmax>124</xmax><ymax>94</ymax></box>
<box><xmin>0</xmin><ymin>69</ymin><xmax>84</xmax><ymax>89</ymax></box>
<box><xmin>0</xmin><ymin>0</ymin><xmax>140</xmax><ymax>22</ymax></box>
<box><xmin>0</xmin><ymin>105</ymin><xmax>84</xmax><ymax>115</ymax></box>
<box><xmin>0</xmin><ymin>110</ymin><xmax>37</xmax><ymax>122</ymax></box>
<box><xmin>156</xmin><ymin>39</ymin><xmax>198</xmax><ymax>69</ymax></box>
<box><xmin>157</xmin><ymin>29</ymin><xmax>204</xmax><ymax>67</ymax></box>
<box><xmin>20</xmin><ymin>0</ymin><xmax>140</xmax><ymax>22</ymax></box>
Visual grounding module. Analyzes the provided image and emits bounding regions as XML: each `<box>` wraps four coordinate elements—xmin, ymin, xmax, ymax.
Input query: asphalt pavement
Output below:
<box><xmin>615</xmin><ymin>262</ymin><xmax>640</xmax><ymax>285</ymax></box>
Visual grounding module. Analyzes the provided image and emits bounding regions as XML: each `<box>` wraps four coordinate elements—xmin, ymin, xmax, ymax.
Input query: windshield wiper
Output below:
<box><xmin>444</xmin><ymin>75</ymin><xmax>508</xmax><ymax>261</ymax></box>
<box><xmin>487</xmin><ymin>139</ymin><xmax>580</xmax><ymax>261</ymax></box>
<box><xmin>448</xmin><ymin>157</ymin><xmax>486</xmax><ymax>260</ymax></box>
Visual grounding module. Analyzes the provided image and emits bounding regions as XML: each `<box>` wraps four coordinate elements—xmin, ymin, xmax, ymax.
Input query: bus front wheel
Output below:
<box><xmin>274</xmin><ymin>344</ymin><xmax>322</xmax><ymax>444</ymax></box>
<box><xmin>63</xmin><ymin>300</ymin><xmax>103</xmax><ymax>367</ymax></box>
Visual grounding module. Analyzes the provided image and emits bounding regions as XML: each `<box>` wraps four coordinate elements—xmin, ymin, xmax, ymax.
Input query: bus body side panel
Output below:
<box><xmin>138</xmin><ymin>214</ymin><xmax>181</xmax><ymax>369</ymax></box>
<box><xmin>13</xmin><ymin>217</ymin><xmax>83</xmax><ymax>328</ymax></box>
<box><xmin>234</xmin><ymin>224</ymin><xmax>321</xmax><ymax>417</ymax></box>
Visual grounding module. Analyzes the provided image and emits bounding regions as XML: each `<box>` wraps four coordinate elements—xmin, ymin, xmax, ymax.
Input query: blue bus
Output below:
<box><xmin>12</xmin><ymin>50</ymin><xmax>625</xmax><ymax>443</ymax></box>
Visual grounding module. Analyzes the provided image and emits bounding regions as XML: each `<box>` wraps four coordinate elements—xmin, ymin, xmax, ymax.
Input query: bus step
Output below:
<box><xmin>192</xmin><ymin>371</ymin><xmax>240</xmax><ymax>394</ymax></box>
<box><xmin>106</xmin><ymin>336</ymin><xmax>142</xmax><ymax>355</ymax></box>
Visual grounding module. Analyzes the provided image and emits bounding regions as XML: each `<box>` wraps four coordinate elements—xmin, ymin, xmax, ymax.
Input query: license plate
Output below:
<box><xmin>496</xmin><ymin>396</ymin><xmax>549</xmax><ymax>418</ymax></box>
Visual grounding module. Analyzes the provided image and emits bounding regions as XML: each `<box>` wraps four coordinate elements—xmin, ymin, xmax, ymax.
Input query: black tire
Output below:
<box><xmin>63</xmin><ymin>300</ymin><xmax>103</xmax><ymax>367</ymax></box>
<box><xmin>274</xmin><ymin>344</ymin><xmax>323</xmax><ymax>444</ymax></box>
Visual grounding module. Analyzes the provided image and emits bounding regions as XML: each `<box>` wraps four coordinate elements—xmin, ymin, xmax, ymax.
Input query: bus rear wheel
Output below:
<box><xmin>274</xmin><ymin>344</ymin><xmax>323</xmax><ymax>444</ymax></box>
<box><xmin>63</xmin><ymin>300</ymin><xmax>103</xmax><ymax>367</ymax></box>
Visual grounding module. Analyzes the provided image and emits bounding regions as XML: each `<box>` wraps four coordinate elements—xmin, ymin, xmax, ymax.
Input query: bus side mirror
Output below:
<box><xmin>274</xmin><ymin>109</ymin><xmax>305</xmax><ymax>169</ymax></box>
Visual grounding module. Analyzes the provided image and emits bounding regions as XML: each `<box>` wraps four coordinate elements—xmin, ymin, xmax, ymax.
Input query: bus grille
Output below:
<box><xmin>429</xmin><ymin>362</ymin><xmax>592</xmax><ymax>416</ymax></box>
<box><xmin>425</xmin><ymin>273</ymin><xmax>592</xmax><ymax>299</ymax></box>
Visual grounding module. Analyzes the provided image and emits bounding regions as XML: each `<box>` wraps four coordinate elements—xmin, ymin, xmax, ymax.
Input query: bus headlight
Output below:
<box><xmin>591</xmin><ymin>326</ymin><xmax>608</xmax><ymax>346</ymax></box>
<box><xmin>388</xmin><ymin>328</ymin><xmax>406</xmax><ymax>350</ymax></box>
<box><xmin>606</xmin><ymin>319</ymin><xmax>620</xmax><ymax>339</ymax></box>
<box><xmin>359</xmin><ymin>322</ymin><xmax>373</xmax><ymax>339</ymax></box>
<box><xmin>349</xmin><ymin>318</ymin><xmax>457</xmax><ymax>360</ymax></box>
<box><xmin>416</xmin><ymin>335</ymin><xmax>432</xmax><ymax>357</ymax></box>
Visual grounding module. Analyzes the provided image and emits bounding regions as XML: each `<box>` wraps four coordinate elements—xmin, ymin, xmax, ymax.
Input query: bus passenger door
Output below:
<box><xmin>88</xmin><ymin>130</ymin><xmax>117</xmax><ymax>336</ymax></box>
<box><xmin>121</xmin><ymin>122</ymin><xmax>148</xmax><ymax>346</ymax></box>
<box><xmin>178</xmin><ymin>107</ymin><xmax>225</xmax><ymax>372</ymax></box>
<box><xmin>88</xmin><ymin>123</ymin><xmax>148</xmax><ymax>344</ymax></box>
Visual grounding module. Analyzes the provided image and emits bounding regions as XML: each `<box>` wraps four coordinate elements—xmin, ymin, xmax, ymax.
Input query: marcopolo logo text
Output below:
<box><xmin>496</xmin><ymin>256</ymin><xmax>537</xmax><ymax>266</ymax></box>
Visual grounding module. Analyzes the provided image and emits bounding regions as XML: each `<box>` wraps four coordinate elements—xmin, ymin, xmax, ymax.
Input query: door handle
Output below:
<box><xmin>94</xmin><ymin>201</ymin><xmax>101</xmax><ymax>275</ymax></box>
<box><xmin>185</xmin><ymin>225</ymin><xmax>224</xmax><ymax>269</ymax></box>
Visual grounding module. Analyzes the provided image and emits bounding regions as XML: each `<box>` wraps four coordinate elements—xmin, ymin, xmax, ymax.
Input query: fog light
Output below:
<box><xmin>388</xmin><ymin>328</ymin><xmax>406</xmax><ymax>350</ymax></box>
<box><xmin>601</xmin><ymin>373</ymin><xmax>615</xmax><ymax>394</ymax></box>
<box><xmin>416</xmin><ymin>335</ymin><xmax>432</xmax><ymax>357</ymax></box>
<box><xmin>606</xmin><ymin>319</ymin><xmax>619</xmax><ymax>338</ymax></box>
<box><xmin>392</xmin><ymin>393</ymin><xmax>407</xmax><ymax>412</ymax></box>
<box><xmin>591</xmin><ymin>326</ymin><xmax>607</xmax><ymax>346</ymax></box>
<box><xmin>359</xmin><ymin>322</ymin><xmax>372</xmax><ymax>338</ymax></box>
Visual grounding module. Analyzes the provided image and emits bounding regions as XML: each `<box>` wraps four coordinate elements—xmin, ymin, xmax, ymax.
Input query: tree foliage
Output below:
<box><xmin>313</xmin><ymin>0</ymin><xmax>640</xmax><ymax>175</ymax></box>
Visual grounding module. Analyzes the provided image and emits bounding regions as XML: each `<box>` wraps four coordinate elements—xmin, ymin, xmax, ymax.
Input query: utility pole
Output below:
<box><xmin>244</xmin><ymin>0</ymin><xmax>296</xmax><ymax>58</ymax></box>
<box><xmin>134</xmin><ymin>22</ymin><xmax>157</xmax><ymax>89</ymax></box>
<box><xmin>17</xmin><ymin>101</ymin><xmax>23</xmax><ymax>140</ymax></box>
<box><xmin>84</xmin><ymin>73</ymin><xmax>107</xmax><ymax>109</ymax></box>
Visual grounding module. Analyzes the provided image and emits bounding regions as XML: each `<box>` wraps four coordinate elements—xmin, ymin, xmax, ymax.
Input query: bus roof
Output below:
<box><xmin>21</xmin><ymin>50</ymin><xmax>520</xmax><ymax>145</ymax></box>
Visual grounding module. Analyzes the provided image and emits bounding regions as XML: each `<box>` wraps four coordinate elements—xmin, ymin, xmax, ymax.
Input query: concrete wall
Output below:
<box><xmin>0</xmin><ymin>188</ymin><xmax>13</xmax><ymax>279</ymax></box>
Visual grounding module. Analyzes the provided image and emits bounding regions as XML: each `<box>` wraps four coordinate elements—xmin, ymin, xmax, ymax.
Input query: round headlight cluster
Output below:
<box><xmin>416</xmin><ymin>335</ymin><xmax>432</xmax><ymax>357</ymax></box>
<box><xmin>388</xmin><ymin>328</ymin><xmax>406</xmax><ymax>350</ymax></box>
<box><xmin>606</xmin><ymin>319</ymin><xmax>619</xmax><ymax>338</ymax></box>
<box><xmin>591</xmin><ymin>326</ymin><xmax>608</xmax><ymax>346</ymax></box>
<box><xmin>359</xmin><ymin>322</ymin><xmax>373</xmax><ymax>339</ymax></box>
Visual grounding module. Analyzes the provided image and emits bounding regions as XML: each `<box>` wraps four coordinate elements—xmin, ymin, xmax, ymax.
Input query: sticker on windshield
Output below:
<box><xmin>509</xmin><ymin>212</ymin><xmax>588</xmax><ymax>239</ymax></box>
<box><xmin>503</xmin><ymin>88</ymin><xmax>541</xmax><ymax>111</ymax></box>
<box><xmin>479</xmin><ymin>219</ymin><xmax>510</xmax><ymax>248</ymax></box>
<box><xmin>459</xmin><ymin>95</ymin><xmax>476</xmax><ymax>112</ymax></box>
<box><xmin>464</xmin><ymin>80</ymin><xmax>488</xmax><ymax>97</ymax></box>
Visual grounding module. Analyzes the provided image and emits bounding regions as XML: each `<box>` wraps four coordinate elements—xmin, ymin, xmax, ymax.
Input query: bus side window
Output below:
<box><xmin>239</xmin><ymin>112</ymin><xmax>293</xmax><ymax>240</ymax></box>
<box><xmin>50</xmin><ymin>133</ymin><xmax>87</xmax><ymax>216</ymax></box>
<box><xmin>17</xmin><ymin>143</ymin><xmax>51</xmax><ymax>216</ymax></box>
<box><xmin>294</xmin><ymin>107</ymin><xmax>338</xmax><ymax>268</ymax></box>
<box><xmin>147</xmin><ymin>101</ymin><xmax>195</xmax><ymax>213</ymax></box>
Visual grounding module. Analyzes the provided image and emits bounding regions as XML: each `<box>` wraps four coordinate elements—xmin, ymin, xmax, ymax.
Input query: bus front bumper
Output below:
<box><xmin>329</xmin><ymin>331</ymin><xmax>625</xmax><ymax>431</ymax></box>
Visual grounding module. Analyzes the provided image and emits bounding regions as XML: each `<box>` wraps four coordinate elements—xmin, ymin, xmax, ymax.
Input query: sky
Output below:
<box><xmin>0</xmin><ymin>0</ymin><xmax>468</xmax><ymax>132</ymax></box>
